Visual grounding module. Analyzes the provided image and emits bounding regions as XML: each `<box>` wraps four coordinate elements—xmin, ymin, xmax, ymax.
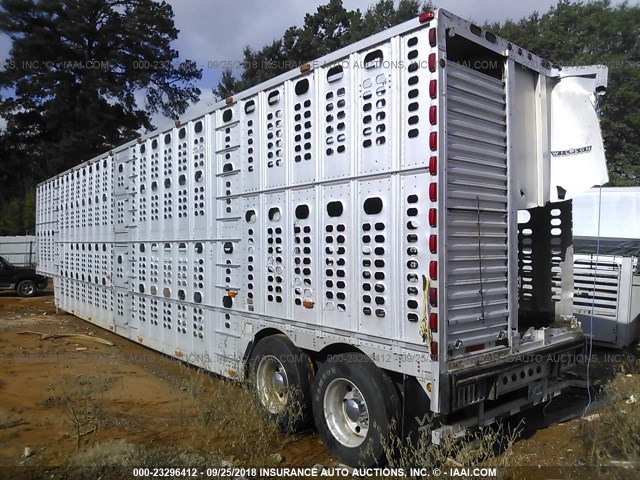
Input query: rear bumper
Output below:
<box><xmin>442</xmin><ymin>338</ymin><xmax>584</xmax><ymax>414</ymax></box>
<box><xmin>432</xmin><ymin>376</ymin><xmax>580</xmax><ymax>444</ymax></box>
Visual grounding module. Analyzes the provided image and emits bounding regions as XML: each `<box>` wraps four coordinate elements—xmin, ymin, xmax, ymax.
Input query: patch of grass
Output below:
<box><xmin>581</xmin><ymin>372</ymin><xmax>640</xmax><ymax>466</ymax></box>
<box><xmin>38</xmin><ymin>395</ymin><xmax>65</xmax><ymax>408</ymax></box>
<box><xmin>0</xmin><ymin>408</ymin><xmax>22</xmax><ymax>429</ymax></box>
<box><xmin>58</xmin><ymin>368</ymin><xmax>114</xmax><ymax>450</ymax></box>
<box><xmin>65</xmin><ymin>440</ymin><xmax>224</xmax><ymax>480</ymax></box>
<box><xmin>377</xmin><ymin>420</ymin><xmax>521</xmax><ymax>475</ymax></box>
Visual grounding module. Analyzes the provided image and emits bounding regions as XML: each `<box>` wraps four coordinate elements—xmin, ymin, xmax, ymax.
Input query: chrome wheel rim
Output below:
<box><xmin>323</xmin><ymin>378</ymin><xmax>369</xmax><ymax>447</ymax></box>
<box><xmin>256</xmin><ymin>355</ymin><xmax>289</xmax><ymax>414</ymax></box>
<box><xmin>19</xmin><ymin>282</ymin><xmax>35</xmax><ymax>296</ymax></box>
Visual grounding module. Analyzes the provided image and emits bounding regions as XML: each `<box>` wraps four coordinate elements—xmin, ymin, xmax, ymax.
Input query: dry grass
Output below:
<box><xmin>63</xmin><ymin>440</ymin><xmax>224</xmax><ymax>480</ymax></box>
<box><xmin>58</xmin><ymin>366</ymin><xmax>113</xmax><ymax>450</ymax></box>
<box><xmin>377</xmin><ymin>420</ymin><xmax>522</xmax><ymax>476</ymax></box>
<box><xmin>0</xmin><ymin>408</ymin><xmax>22</xmax><ymax>429</ymax></box>
<box><xmin>581</xmin><ymin>365</ymin><xmax>640</xmax><ymax>467</ymax></box>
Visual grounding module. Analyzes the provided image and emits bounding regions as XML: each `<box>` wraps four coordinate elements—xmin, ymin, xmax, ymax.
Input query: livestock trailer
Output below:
<box><xmin>36</xmin><ymin>9</ymin><xmax>608</xmax><ymax>466</ymax></box>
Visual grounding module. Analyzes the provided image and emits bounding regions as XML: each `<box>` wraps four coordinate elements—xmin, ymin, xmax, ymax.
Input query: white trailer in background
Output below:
<box><xmin>572</xmin><ymin>187</ymin><xmax>640</xmax><ymax>348</ymax></box>
<box><xmin>0</xmin><ymin>235</ymin><xmax>37</xmax><ymax>267</ymax></box>
<box><xmin>36</xmin><ymin>9</ymin><xmax>609</xmax><ymax>466</ymax></box>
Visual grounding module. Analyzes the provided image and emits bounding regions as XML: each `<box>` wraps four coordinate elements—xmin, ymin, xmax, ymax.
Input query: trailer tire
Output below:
<box><xmin>248</xmin><ymin>335</ymin><xmax>314</xmax><ymax>432</ymax></box>
<box><xmin>312</xmin><ymin>352</ymin><xmax>400</xmax><ymax>467</ymax></box>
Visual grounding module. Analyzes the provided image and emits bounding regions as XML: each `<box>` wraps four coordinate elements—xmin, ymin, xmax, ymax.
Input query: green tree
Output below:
<box><xmin>0</xmin><ymin>0</ymin><xmax>202</xmax><ymax>234</ymax></box>
<box><xmin>488</xmin><ymin>0</ymin><xmax>640</xmax><ymax>185</ymax></box>
<box><xmin>214</xmin><ymin>0</ymin><xmax>429</xmax><ymax>99</ymax></box>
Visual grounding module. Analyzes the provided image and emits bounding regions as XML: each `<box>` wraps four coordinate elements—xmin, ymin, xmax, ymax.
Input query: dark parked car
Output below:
<box><xmin>0</xmin><ymin>256</ymin><xmax>48</xmax><ymax>297</ymax></box>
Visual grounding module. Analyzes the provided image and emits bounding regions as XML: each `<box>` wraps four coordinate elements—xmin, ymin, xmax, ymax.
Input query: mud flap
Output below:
<box><xmin>401</xmin><ymin>376</ymin><xmax>442</xmax><ymax>445</ymax></box>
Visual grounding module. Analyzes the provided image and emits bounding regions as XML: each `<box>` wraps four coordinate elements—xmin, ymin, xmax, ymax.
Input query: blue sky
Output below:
<box><xmin>0</xmin><ymin>0</ymin><xmax>631</xmax><ymax>128</ymax></box>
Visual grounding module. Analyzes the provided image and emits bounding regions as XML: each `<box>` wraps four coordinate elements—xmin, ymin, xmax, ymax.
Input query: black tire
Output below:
<box><xmin>311</xmin><ymin>352</ymin><xmax>400</xmax><ymax>467</ymax></box>
<box><xmin>248</xmin><ymin>334</ymin><xmax>314</xmax><ymax>432</ymax></box>
<box><xmin>16</xmin><ymin>279</ymin><xmax>37</xmax><ymax>297</ymax></box>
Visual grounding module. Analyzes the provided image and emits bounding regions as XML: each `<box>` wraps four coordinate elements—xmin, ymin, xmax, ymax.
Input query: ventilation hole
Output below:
<box><xmin>364</xmin><ymin>197</ymin><xmax>383</xmax><ymax>215</ymax></box>
<box><xmin>327</xmin><ymin>65</ymin><xmax>343</xmax><ymax>83</ymax></box>
<box><xmin>222</xmin><ymin>109</ymin><xmax>233</xmax><ymax>122</ymax></box>
<box><xmin>295</xmin><ymin>78</ymin><xmax>309</xmax><ymax>95</ymax></box>
<box><xmin>295</xmin><ymin>204</ymin><xmax>310</xmax><ymax>219</ymax></box>
<box><xmin>268</xmin><ymin>90</ymin><xmax>280</xmax><ymax>105</ymax></box>
<box><xmin>268</xmin><ymin>207</ymin><xmax>281</xmax><ymax>221</ymax></box>
<box><xmin>245</xmin><ymin>100</ymin><xmax>256</xmax><ymax>114</ymax></box>
<box><xmin>327</xmin><ymin>201</ymin><xmax>343</xmax><ymax>217</ymax></box>
<box><xmin>364</xmin><ymin>49</ymin><xmax>383</xmax><ymax>69</ymax></box>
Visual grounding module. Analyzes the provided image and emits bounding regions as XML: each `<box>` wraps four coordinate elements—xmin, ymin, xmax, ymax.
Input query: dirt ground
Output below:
<box><xmin>0</xmin><ymin>290</ymin><xmax>638</xmax><ymax>479</ymax></box>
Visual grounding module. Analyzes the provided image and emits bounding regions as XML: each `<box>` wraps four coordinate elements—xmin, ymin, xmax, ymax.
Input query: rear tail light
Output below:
<box><xmin>429</xmin><ymin>80</ymin><xmax>437</xmax><ymax>99</ymax></box>
<box><xmin>465</xmin><ymin>344</ymin><xmax>485</xmax><ymax>353</ymax></box>
<box><xmin>429</xmin><ymin>313</ymin><xmax>438</xmax><ymax>332</ymax></box>
<box><xmin>430</xmin><ymin>340</ymin><xmax>438</xmax><ymax>359</ymax></box>
<box><xmin>429</xmin><ymin>261</ymin><xmax>437</xmax><ymax>280</ymax></box>
<box><xmin>429</xmin><ymin>106</ymin><xmax>437</xmax><ymax>125</ymax></box>
<box><xmin>429</xmin><ymin>235</ymin><xmax>437</xmax><ymax>253</ymax></box>
<box><xmin>419</xmin><ymin>11</ymin><xmax>435</xmax><ymax>23</ymax></box>
<box><xmin>428</xmin><ymin>53</ymin><xmax>436</xmax><ymax>72</ymax></box>
<box><xmin>429</xmin><ymin>28</ymin><xmax>437</xmax><ymax>47</ymax></box>
<box><xmin>429</xmin><ymin>182</ymin><xmax>437</xmax><ymax>201</ymax></box>
<box><xmin>429</xmin><ymin>287</ymin><xmax>438</xmax><ymax>306</ymax></box>
<box><xmin>429</xmin><ymin>132</ymin><xmax>437</xmax><ymax>151</ymax></box>
<box><xmin>428</xmin><ymin>208</ymin><xmax>437</xmax><ymax>227</ymax></box>
<box><xmin>429</xmin><ymin>156</ymin><xmax>437</xmax><ymax>175</ymax></box>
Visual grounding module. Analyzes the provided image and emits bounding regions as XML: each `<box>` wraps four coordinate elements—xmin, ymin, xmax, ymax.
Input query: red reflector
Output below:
<box><xmin>429</xmin><ymin>261</ymin><xmax>438</xmax><ymax>280</ymax></box>
<box><xmin>430</xmin><ymin>340</ymin><xmax>438</xmax><ymax>358</ymax></box>
<box><xmin>429</xmin><ymin>156</ymin><xmax>437</xmax><ymax>175</ymax></box>
<box><xmin>466</xmin><ymin>344</ymin><xmax>485</xmax><ymax>353</ymax></box>
<box><xmin>429</xmin><ymin>208</ymin><xmax>437</xmax><ymax>227</ymax></box>
<box><xmin>429</xmin><ymin>235</ymin><xmax>437</xmax><ymax>253</ymax></box>
<box><xmin>429</xmin><ymin>313</ymin><xmax>438</xmax><ymax>332</ymax></box>
<box><xmin>428</xmin><ymin>53</ymin><xmax>436</xmax><ymax>72</ymax></box>
<box><xmin>429</xmin><ymin>28</ymin><xmax>437</xmax><ymax>47</ymax></box>
<box><xmin>429</xmin><ymin>182</ymin><xmax>437</xmax><ymax>201</ymax></box>
<box><xmin>419</xmin><ymin>11</ymin><xmax>435</xmax><ymax>23</ymax></box>
<box><xmin>429</xmin><ymin>106</ymin><xmax>437</xmax><ymax>125</ymax></box>
<box><xmin>429</xmin><ymin>287</ymin><xmax>438</xmax><ymax>306</ymax></box>
<box><xmin>429</xmin><ymin>132</ymin><xmax>437</xmax><ymax>151</ymax></box>
<box><xmin>429</xmin><ymin>80</ymin><xmax>437</xmax><ymax>99</ymax></box>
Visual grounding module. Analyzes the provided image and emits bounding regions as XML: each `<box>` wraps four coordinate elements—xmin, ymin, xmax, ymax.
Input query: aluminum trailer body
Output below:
<box><xmin>36</xmin><ymin>9</ymin><xmax>608</xmax><ymax>465</ymax></box>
